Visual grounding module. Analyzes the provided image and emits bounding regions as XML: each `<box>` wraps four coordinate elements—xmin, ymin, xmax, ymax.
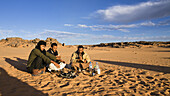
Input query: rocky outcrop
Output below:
<box><xmin>0</xmin><ymin>37</ymin><xmax>169</xmax><ymax>48</ymax></box>
<box><xmin>0</xmin><ymin>37</ymin><xmax>62</xmax><ymax>47</ymax></box>
<box><xmin>92</xmin><ymin>41</ymin><xmax>170</xmax><ymax>48</ymax></box>
<box><xmin>32</xmin><ymin>38</ymin><xmax>40</xmax><ymax>43</ymax></box>
<box><xmin>4</xmin><ymin>37</ymin><xmax>31</xmax><ymax>47</ymax></box>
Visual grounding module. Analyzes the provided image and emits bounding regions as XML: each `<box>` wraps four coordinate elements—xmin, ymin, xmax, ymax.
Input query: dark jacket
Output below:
<box><xmin>27</xmin><ymin>48</ymin><xmax>57</xmax><ymax>68</ymax></box>
<box><xmin>47</xmin><ymin>48</ymin><xmax>58</xmax><ymax>56</ymax></box>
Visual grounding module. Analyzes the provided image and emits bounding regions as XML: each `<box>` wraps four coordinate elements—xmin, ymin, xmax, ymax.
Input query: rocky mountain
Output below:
<box><xmin>91</xmin><ymin>41</ymin><xmax>170</xmax><ymax>48</ymax></box>
<box><xmin>0</xmin><ymin>37</ymin><xmax>62</xmax><ymax>47</ymax></box>
<box><xmin>0</xmin><ymin>37</ymin><xmax>169</xmax><ymax>48</ymax></box>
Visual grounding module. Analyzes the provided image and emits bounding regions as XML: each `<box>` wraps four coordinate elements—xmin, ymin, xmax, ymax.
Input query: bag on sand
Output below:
<box><xmin>57</xmin><ymin>71</ymin><xmax>77</xmax><ymax>79</ymax></box>
<box><xmin>48</xmin><ymin>62</ymin><xmax>77</xmax><ymax>79</ymax></box>
<box><xmin>48</xmin><ymin>62</ymin><xmax>66</xmax><ymax>71</ymax></box>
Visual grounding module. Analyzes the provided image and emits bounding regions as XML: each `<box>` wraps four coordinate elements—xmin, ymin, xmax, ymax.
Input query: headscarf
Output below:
<box><xmin>35</xmin><ymin>40</ymin><xmax>46</xmax><ymax>55</ymax></box>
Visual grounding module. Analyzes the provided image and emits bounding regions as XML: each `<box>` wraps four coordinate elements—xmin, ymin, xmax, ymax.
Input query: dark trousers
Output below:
<box><xmin>27</xmin><ymin>57</ymin><xmax>47</xmax><ymax>73</ymax></box>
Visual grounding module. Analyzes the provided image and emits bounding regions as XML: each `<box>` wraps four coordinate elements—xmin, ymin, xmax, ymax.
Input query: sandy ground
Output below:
<box><xmin>0</xmin><ymin>46</ymin><xmax>170</xmax><ymax>96</ymax></box>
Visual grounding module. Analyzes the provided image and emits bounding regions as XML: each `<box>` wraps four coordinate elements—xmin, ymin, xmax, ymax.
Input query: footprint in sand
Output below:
<box><xmin>127</xmin><ymin>78</ymin><xmax>136</xmax><ymax>83</ymax></box>
<box><xmin>114</xmin><ymin>79</ymin><xmax>126</xmax><ymax>85</ymax></box>
<box><xmin>149</xmin><ymin>91</ymin><xmax>161</xmax><ymax>96</ymax></box>
<box><xmin>41</xmin><ymin>82</ymin><xmax>51</xmax><ymax>88</ymax></box>
<box><xmin>138</xmin><ymin>71</ymin><xmax>146</xmax><ymax>75</ymax></box>
<box><xmin>99</xmin><ymin>75</ymin><xmax>105</xmax><ymax>78</ymax></box>
<box><xmin>160</xmin><ymin>78</ymin><xmax>168</xmax><ymax>81</ymax></box>
<box><xmin>76</xmin><ymin>83</ymin><xmax>80</xmax><ymax>86</ymax></box>
<box><xmin>100</xmin><ymin>80</ymin><xmax>104</xmax><ymax>82</ymax></box>
<box><xmin>82</xmin><ymin>79</ymin><xmax>88</xmax><ymax>81</ymax></box>
<box><xmin>103</xmin><ymin>94</ymin><xmax>115</xmax><ymax>96</ymax></box>
<box><xmin>124</xmin><ymin>73</ymin><xmax>131</xmax><ymax>76</ymax></box>
<box><xmin>109</xmin><ymin>86</ymin><xmax>118</xmax><ymax>90</ymax></box>
<box><xmin>41</xmin><ymin>88</ymin><xmax>53</xmax><ymax>92</ymax></box>
<box><xmin>97</xmin><ymin>85</ymin><xmax>102</xmax><ymax>87</ymax></box>
<box><xmin>62</xmin><ymin>93</ymin><xmax>68</xmax><ymax>96</ymax></box>
<box><xmin>129</xmin><ymin>84</ymin><xmax>138</xmax><ymax>89</ymax></box>
<box><xmin>146</xmin><ymin>76</ymin><xmax>154</xmax><ymax>80</ymax></box>
<box><xmin>60</xmin><ymin>82</ymin><xmax>69</xmax><ymax>88</ymax></box>
<box><xmin>82</xmin><ymin>85</ymin><xmax>92</xmax><ymax>92</ymax></box>
<box><xmin>89</xmin><ymin>79</ymin><xmax>94</xmax><ymax>82</ymax></box>
<box><xmin>105</xmin><ymin>70</ymin><xmax>114</xmax><ymax>75</ymax></box>
<box><xmin>117</xmin><ymin>73</ymin><xmax>123</xmax><ymax>76</ymax></box>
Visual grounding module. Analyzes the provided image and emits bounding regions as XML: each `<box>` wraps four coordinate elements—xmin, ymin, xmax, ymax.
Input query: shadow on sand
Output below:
<box><xmin>94</xmin><ymin>60</ymin><xmax>170</xmax><ymax>74</ymax></box>
<box><xmin>163</xmin><ymin>57</ymin><xmax>170</xmax><ymax>59</ymax></box>
<box><xmin>4</xmin><ymin>57</ymin><xmax>27</xmax><ymax>72</ymax></box>
<box><xmin>0</xmin><ymin>67</ymin><xmax>48</xmax><ymax>96</ymax></box>
<box><xmin>154</xmin><ymin>50</ymin><xmax>170</xmax><ymax>52</ymax></box>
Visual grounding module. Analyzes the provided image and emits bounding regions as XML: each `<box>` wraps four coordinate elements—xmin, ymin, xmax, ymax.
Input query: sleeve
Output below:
<box><xmin>47</xmin><ymin>49</ymin><xmax>52</xmax><ymax>54</ymax></box>
<box><xmin>70</xmin><ymin>53</ymin><xmax>77</xmax><ymax>63</ymax></box>
<box><xmin>46</xmin><ymin>52</ymin><xmax>57</xmax><ymax>61</ymax></box>
<box><xmin>33</xmin><ymin>49</ymin><xmax>52</xmax><ymax>64</ymax></box>
<box><xmin>56</xmin><ymin>51</ymin><xmax>60</xmax><ymax>56</ymax></box>
<box><xmin>85</xmin><ymin>53</ymin><xmax>91</xmax><ymax>63</ymax></box>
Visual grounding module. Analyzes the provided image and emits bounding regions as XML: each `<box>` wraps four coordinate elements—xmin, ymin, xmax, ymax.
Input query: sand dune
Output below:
<box><xmin>0</xmin><ymin>46</ymin><xmax>170</xmax><ymax>96</ymax></box>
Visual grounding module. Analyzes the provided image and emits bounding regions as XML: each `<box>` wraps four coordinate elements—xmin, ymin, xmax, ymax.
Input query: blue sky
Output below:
<box><xmin>0</xmin><ymin>0</ymin><xmax>170</xmax><ymax>45</ymax></box>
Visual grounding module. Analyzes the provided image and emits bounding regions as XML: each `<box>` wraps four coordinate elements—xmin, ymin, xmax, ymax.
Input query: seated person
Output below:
<box><xmin>47</xmin><ymin>43</ymin><xmax>65</xmax><ymax>63</ymax></box>
<box><xmin>47</xmin><ymin>43</ymin><xmax>66</xmax><ymax>72</ymax></box>
<box><xmin>70</xmin><ymin>45</ymin><xmax>91</xmax><ymax>74</ymax></box>
<box><xmin>27</xmin><ymin>41</ymin><xmax>60</xmax><ymax>76</ymax></box>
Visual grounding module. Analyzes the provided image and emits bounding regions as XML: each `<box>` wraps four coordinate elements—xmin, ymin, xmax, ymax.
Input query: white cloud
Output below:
<box><xmin>0</xmin><ymin>30</ymin><xmax>13</xmax><ymax>33</ymax></box>
<box><xmin>31</xmin><ymin>30</ymin><xmax>89</xmax><ymax>39</ymax></box>
<box><xmin>75</xmin><ymin>22</ymin><xmax>153</xmax><ymax>32</ymax></box>
<box><xmin>117</xmin><ymin>29</ymin><xmax>130</xmax><ymax>32</ymax></box>
<box><xmin>140</xmin><ymin>21</ymin><xmax>156</xmax><ymax>26</ymax></box>
<box><xmin>76</xmin><ymin>24</ymin><xmax>137</xmax><ymax>32</ymax></box>
<box><xmin>158</xmin><ymin>19</ymin><xmax>170</xmax><ymax>25</ymax></box>
<box><xmin>94</xmin><ymin>0</ymin><xmax>170</xmax><ymax>22</ymax></box>
<box><xmin>90</xmin><ymin>25</ymin><xmax>133</xmax><ymax>32</ymax></box>
<box><xmin>74</xmin><ymin>20</ymin><xmax>170</xmax><ymax>32</ymax></box>
<box><xmin>19</xmin><ymin>30</ymin><xmax>31</xmax><ymax>33</ymax></box>
<box><xmin>44</xmin><ymin>30</ymin><xmax>77</xmax><ymax>35</ymax></box>
<box><xmin>1</xmin><ymin>29</ymin><xmax>169</xmax><ymax>45</ymax></box>
<box><xmin>0</xmin><ymin>30</ymin><xmax>13</xmax><ymax>38</ymax></box>
<box><xmin>64</xmin><ymin>24</ymin><xmax>73</xmax><ymax>27</ymax></box>
<box><xmin>77</xmin><ymin>24</ymin><xmax>89</xmax><ymax>28</ymax></box>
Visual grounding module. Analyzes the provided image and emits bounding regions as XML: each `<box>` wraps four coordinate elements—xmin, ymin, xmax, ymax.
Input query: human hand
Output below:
<box><xmin>53</xmin><ymin>62</ymin><xmax>60</xmax><ymax>68</ymax></box>
<box><xmin>60</xmin><ymin>60</ymin><xmax>65</xmax><ymax>63</ymax></box>
<box><xmin>56</xmin><ymin>56</ymin><xmax>61</xmax><ymax>60</ymax></box>
<box><xmin>79</xmin><ymin>54</ymin><xmax>83</xmax><ymax>60</ymax></box>
<box><xmin>84</xmin><ymin>60</ymin><xmax>87</xmax><ymax>63</ymax></box>
<box><xmin>63</xmin><ymin>61</ymin><xmax>65</xmax><ymax>63</ymax></box>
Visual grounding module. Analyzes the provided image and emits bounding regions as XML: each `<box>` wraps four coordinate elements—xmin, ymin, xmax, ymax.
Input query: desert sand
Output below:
<box><xmin>0</xmin><ymin>45</ymin><xmax>170</xmax><ymax>96</ymax></box>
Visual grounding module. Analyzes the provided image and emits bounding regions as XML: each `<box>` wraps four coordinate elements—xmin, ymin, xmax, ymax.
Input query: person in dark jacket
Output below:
<box><xmin>47</xmin><ymin>43</ymin><xmax>65</xmax><ymax>63</ymax></box>
<box><xmin>27</xmin><ymin>41</ymin><xmax>60</xmax><ymax>75</ymax></box>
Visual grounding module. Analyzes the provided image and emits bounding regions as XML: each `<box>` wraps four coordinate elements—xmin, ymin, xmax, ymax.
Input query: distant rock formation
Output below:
<box><xmin>45</xmin><ymin>37</ymin><xmax>62</xmax><ymax>47</ymax></box>
<box><xmin>0</xmin><ymin>37</ymin><xmax>62</xmax><ymax>47</ymax></box>
<box><xmin>92</xmin><ymin>41</ymin><xmax>170</xmax><ymax>48</ymax></box>
<box><xmin>0</xmin><ymin>37</ymin><xmax>169</xmax><ymax>48</ymax></box>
